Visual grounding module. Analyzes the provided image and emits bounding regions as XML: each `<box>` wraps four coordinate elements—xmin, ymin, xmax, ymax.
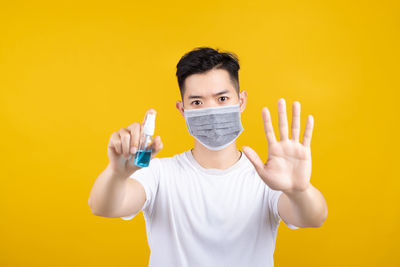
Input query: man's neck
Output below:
<box><xmin>191</xmin><ymin>141</ymin><xmax>242</xmax><ymax>170</ymax></box>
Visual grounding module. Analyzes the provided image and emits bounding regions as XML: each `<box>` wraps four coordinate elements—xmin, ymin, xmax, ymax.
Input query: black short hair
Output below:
<box><xmin>176</xmin><ymin>47</ymin><xmax>240</xmax><ymax>99</ymax></box>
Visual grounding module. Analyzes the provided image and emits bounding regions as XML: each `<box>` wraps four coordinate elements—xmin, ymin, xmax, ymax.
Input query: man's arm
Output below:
<box><xmin>278</xmin><ymin>184</ymin><xmax>328</xmax><ymax>228</ymax></box>
<box><xmin>88</xmin><ymin>164</ymin><xmax>146</xmax><ymax>218</ymax></box>
<box><xmin>88</xmin><ymin>108</ymin><xmax>162</xmax><ymax>218</ymax></box>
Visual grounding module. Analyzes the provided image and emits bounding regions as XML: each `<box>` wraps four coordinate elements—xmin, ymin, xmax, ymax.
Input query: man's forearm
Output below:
<box><xmin>283</xmin><ymin>184</ymin><xmax>328</xmax><ymax>227</ymax></box>
<box><xmin>88</xmin><ymin>164</ymin><xmax>131</xmax><ymax>217</ymax></box>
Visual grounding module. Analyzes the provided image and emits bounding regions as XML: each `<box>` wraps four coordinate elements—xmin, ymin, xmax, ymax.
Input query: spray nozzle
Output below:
<box><xmin>143</xmin><ymin>113</ymin><xmax>156</xmax><ymax>136</ymax></box>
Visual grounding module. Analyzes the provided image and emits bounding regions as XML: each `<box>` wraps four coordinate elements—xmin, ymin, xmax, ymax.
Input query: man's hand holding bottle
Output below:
<box><xmin>106</xmin><ymin>108</ymin><xmax>163</xmax><ymax>178</ymax></box>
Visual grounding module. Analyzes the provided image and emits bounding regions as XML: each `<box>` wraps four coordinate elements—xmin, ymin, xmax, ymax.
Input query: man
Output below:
<box><xmin>88</xmin><ymin>47</ymin><xmax>328</xmax><ymax>267</ymax></box>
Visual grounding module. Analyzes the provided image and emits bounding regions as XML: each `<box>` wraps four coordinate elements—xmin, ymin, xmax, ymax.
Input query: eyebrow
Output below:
<box><xmin>188</xmin><ymin>90</ymin><xmax>230</xmax><ymax>99</ymax></box>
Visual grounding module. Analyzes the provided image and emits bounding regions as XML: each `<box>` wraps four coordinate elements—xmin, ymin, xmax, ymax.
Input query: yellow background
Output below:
<box><xmin>1</xmin><ymin>0</ymin><xmax>399</xmax><ymax>266</ymax></box>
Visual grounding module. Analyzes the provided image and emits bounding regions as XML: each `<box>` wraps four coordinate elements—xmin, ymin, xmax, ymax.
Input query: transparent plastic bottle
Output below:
<box><xmin>134</xmin><ymin>113</ymin><xmax>156</xmax><ymax>167</ymax></box>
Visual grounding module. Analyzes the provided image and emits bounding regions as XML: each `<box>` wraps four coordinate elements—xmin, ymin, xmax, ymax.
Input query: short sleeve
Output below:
<box><xmin>121</xmin><ymin>157</ymin><xmax>161</xmax><ymax>220</ymax></box>
<box><xmin>267</xmin><ymin>187</ymin><xmax>300</xmax><ymax>229</ymax></box>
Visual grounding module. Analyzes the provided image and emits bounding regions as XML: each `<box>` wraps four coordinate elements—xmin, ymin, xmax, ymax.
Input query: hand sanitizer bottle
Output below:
<box><xmin>134</xmin><ymin>113</ymin><xmax>156</xmax><ymax>167</ymax></box>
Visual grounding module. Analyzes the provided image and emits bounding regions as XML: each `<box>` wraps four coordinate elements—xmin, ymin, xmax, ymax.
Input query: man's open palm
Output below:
<box><xmin>243</xmin><ymin>98</ymin><xmax>314</xmax><ymax>195</ymax></box>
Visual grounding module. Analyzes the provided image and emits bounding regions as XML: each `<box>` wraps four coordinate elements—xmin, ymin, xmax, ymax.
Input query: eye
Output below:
<box><xmin>218</xmin><ymin>96</ymin><xmax>229</xmax><ymax>102</ymax></box>
<box><xmin>191</xmin><ymin>100</ymin><xmax>202</xmax><ymax>105</ymax></box>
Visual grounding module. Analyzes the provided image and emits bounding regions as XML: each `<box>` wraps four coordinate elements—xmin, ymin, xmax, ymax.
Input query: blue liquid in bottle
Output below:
<box><xmin>134</xmin><ymin>149</ymin><xmax>152</xmax><ymax>167</ymax></box>
<box><xmin>133</xmin><ymin>112</ymin><xmax>156</xmax><ymax>168</ymax></box>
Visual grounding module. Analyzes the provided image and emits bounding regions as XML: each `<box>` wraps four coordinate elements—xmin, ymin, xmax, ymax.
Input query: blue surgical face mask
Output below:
<box><xmin>183</xmin><ymin>103</ymin><xmax>244</xmax><ymax>151</ymax></box>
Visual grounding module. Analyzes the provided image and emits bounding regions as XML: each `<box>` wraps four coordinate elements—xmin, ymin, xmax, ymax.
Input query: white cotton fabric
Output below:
<box><xmin>121</xmin><ymin>149</ymin><xmax>299</xmax><ymax>267</ymax></box>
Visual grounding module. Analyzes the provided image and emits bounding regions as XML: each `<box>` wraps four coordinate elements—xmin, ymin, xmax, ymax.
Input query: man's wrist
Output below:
<box><xmin>282</xmin><ymin>183</ymin><xmax>313</xmax><ymax>200</ymax></box>
<box><xmin>105</xmin><ymin>163</ymin><xmax>136</xmax><ymax>180</ymax></box>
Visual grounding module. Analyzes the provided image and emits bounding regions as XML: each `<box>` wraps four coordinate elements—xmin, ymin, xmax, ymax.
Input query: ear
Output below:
<box><xmin>239</xmin><ymin>90</ymin><xmax>247</xmax><ymax>113</ymax></box>
<box><xmin>176</xmin><ymin>100</ymin><xmax>185</xmax><ymax>117</ymax></box>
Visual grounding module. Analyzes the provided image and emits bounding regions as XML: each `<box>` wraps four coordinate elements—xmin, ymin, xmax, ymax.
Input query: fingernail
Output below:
<box><xmin>130</xmin><ymin>146</ymin><xmax>137</xmax><ymax>154</ymax></box>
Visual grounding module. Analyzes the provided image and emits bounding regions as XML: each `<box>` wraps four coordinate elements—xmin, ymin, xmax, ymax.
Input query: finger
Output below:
<box><xmin>277</xmin><ymin>98</ymin><xmax>289</xmax><ymax>141</ymax></box>
<box><xmin>109</xmin><ymin>131</ymin><xmax>122</xmax><ymax>155</ymax></box>
<box><xmin>302</xmin><ymin>115</ymin><xmax>314</xmax><ymax>147</ymax></box>
<box><xmin>262</xmin><ymin>107</ymin><xmax>277</xmax><ymax>144</ymax></box>
<box><xmin>242</xmin><ymin>146</ymin><xmax>265</xmax><ymax>175</ymax></box>
<box><xmin>119</xmin><ymin>128</ymin><xmax>131</xmax><ymax>159</ymax></box>
<box><xmin>127</xmin><ymin>122</ymin><xmax>141</xmax><ymax>154</ymax></box>
<box><xmin>291</xmin><ymin>101</ymin><xmax>301</xmax><ymax>142</ymax></box>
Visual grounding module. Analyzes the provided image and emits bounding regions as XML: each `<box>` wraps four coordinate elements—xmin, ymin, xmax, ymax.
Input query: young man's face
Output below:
<box><xmin>176</xmin><ymin>68</ymin><xmax>247</xmax><ymax>115</ymax></box>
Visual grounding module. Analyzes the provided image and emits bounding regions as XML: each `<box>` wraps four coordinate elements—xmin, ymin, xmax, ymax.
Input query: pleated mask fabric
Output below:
<box><xmin>183</xmin><ymin>104</ymin><xmax>244</xmax><ymax>151</ymax></box>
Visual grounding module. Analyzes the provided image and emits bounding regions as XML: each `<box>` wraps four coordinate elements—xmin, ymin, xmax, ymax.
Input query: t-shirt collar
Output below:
<box><xmin>185</xmin><ymin>149</ymin><xmax>248</xmax><ymax>176</ymax></box>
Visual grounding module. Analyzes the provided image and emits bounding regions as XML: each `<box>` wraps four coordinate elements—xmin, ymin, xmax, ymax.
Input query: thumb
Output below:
<box><xmin>242</xmin><ymin>146</ymin><xmax>265</xmax><ymax>175</ymax></box>
<box><xmin>150</xmin><ymin>135</ymin><xmax>163</xmax><ymax>159</ymax></box>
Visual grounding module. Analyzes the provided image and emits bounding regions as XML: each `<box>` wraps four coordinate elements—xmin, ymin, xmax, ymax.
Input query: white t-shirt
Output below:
<box><xmin>121</xmin><ymin>149</ymin><xmax>299</xmax><ymax>267</ymax></box>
